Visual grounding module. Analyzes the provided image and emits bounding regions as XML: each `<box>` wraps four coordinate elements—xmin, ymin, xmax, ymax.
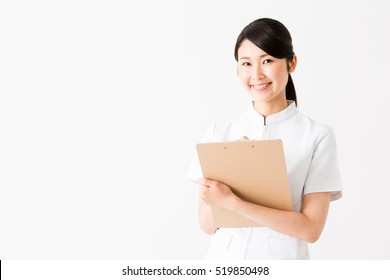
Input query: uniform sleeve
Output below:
<box><xmin>303</xmin><ymin>127</ymin><xmax>342</xmax><ymax>201</ymax></box>
<box><xmin>185</xmin><ymin>123</ymin><xmax>216</xmax><ymax>184</ymax></box>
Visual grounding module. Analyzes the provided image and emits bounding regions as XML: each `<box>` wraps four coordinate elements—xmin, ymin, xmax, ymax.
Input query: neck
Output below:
<box><xmin>253</xmin><ymin>97</ymin><xmax>289</xmax><ymax>117</ymax></box>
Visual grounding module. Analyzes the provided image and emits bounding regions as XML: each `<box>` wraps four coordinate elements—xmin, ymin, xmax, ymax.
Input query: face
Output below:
<box><xmin>237</xmin><ymin>39</ymin><xmax>296</xmax><ymax>105</ymax></box>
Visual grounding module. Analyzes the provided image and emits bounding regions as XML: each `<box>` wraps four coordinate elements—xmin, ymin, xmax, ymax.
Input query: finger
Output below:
<box><xmin>197</xmin><ymin>178</ymin><xmax>208</xmax><ymax>187</ymax></box>
<box><xmin>199</xmin><ymin>180</ymin><xmax>212</xmax><ymax>188</ymax></box>
<box><xmin>199</xmin><ymin>184</ymin><xmax>209</xmax><ymax>196</ymax></box>
<box><xmin>200</xmin><ymin>178</ymin><xmax>219</xmax><ymax>188</ymax></box>
<box><xmin>240</xmin><ymin>136</ymin><xmax>250</xmax><ymax>141</ymax></box>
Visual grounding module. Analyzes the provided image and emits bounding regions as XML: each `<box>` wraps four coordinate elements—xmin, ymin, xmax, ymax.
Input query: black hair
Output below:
<box><xmin>234</xmin><ymin>18</ymin><xmax>297</xmax><ymax>105</ymax></box>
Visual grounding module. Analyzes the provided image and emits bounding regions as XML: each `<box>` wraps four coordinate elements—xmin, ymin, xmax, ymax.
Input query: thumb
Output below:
<box><xmin>240</xmin><ymin>136</ymin><xmax>250</xmax><ymax>141</ymax></box>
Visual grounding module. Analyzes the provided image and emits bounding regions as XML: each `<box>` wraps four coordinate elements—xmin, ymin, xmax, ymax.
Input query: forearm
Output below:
<box><xmin>198</xmin><ymin>201</ymin><xmax>217</xmax><ymax>234</ymax></box>
<box><xmin>230</xmin><ymin>193</ymin><xmax>331</xmax><ymax>243</ymax></box>
<box><xmin>198</xmin><ymin>178</ymin><xmax>331</xmax><ymax>241</ymax></box>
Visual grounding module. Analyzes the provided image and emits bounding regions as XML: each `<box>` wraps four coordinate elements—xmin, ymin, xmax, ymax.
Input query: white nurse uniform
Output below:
<box><xmin>187</xmin><ymin>101</ymin><xmax>342</xmax><ymax>259</ymax></box>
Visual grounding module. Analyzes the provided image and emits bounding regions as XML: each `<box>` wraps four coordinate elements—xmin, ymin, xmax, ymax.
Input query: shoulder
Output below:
<box><xmin>202</xmin><ymin>110</ymin><xmax>249</xmax><ymax>142</ymax></box>
<box><xmin>294</xmin><ymin>109</ymin><xmax>335</xmax><ymax>138</ymax></box>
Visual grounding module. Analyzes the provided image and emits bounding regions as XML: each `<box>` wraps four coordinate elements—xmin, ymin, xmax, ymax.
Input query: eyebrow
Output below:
<box><xmin>239</xmin><ymin>54</ymin><xmax>269</xmax><ymax>60</ymax></box>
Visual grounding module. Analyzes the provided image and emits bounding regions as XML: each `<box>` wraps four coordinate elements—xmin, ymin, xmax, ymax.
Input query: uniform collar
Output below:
<box><xmin>246</xmin><ymin>100</ymin><xmax>298</xmax><ymax>125</ymax></box>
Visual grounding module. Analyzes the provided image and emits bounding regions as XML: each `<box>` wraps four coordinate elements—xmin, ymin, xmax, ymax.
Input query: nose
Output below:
<box><xmin>251</xmin><ymin>64</ymin><xmax>265</xmax><ymax>81</ymax></box>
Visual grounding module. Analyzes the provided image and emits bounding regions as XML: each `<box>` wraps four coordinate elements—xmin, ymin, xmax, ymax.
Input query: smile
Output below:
<box><xmin>252</xmin><ymin>82</ymin><xmax>272</xmax><ymax>91</ymax></box>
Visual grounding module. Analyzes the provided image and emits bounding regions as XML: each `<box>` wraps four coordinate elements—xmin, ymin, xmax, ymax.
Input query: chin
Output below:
<box><xmin>250</xmin><ymin>92</ymin><xmax>273</xmax><ymax>102</ymax></box>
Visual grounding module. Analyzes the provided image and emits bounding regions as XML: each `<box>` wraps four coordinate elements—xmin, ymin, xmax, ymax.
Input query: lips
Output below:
<box><xmin>252</xmin><ymin>82</ymin><xmax>272</xmax><ymax>91</ymax></box>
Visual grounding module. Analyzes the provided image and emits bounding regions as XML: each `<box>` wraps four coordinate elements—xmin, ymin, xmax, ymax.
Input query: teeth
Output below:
<box><xmin>253</xmin><ymin>83</ymin><xmax>270</xmax><ymax>90</ymax></box>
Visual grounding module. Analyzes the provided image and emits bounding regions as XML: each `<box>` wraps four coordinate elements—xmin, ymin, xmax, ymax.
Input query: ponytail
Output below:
<box><xmin>286</xmin><ymin>74</ymin><xmax>297</xmax><ymax>106</ymax></box>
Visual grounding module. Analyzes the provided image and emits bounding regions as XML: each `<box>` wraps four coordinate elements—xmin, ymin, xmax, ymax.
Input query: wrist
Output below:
<box><xmin>227</xmin><ymin>195</ymin><xmax>243</xmax><ymax>212</ymax></box>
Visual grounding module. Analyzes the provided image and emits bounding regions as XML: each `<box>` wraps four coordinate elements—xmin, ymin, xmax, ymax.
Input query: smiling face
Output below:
<box><xmin>237</xmin><ymin>39</ymin><xmax>297</xmax><ymax>113</ymax></box>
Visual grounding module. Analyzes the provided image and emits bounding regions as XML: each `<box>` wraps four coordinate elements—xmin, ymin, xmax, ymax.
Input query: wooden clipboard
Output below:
<box><xmin>196</xmin><ymin>139</ymin><xmax>292</xmax><ymax>228</ymax></box>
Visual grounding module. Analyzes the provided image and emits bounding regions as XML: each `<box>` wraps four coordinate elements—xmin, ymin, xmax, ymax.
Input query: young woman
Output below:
<box><xmin>187</xmin><ymin>18</ymin><xmax>342</xmax><ymax>259</ymax></box>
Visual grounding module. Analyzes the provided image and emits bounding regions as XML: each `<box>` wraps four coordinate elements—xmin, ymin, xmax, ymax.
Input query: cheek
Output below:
<box><xmin>237</xmin><ymin>70</ymin><xmax>251</xmax><ymax>85</ymax></box>
<box><xmin>268</xmin><ymin>67</ymin><xmax>289</xmax><ymax>85</ymax></box>
<box><xmin>240</xmin><ymin>77</ymin><xmax>251</xmax><ymax>89</ymax></box>
<box><xmin>278</xmin><ymin>70</ymin><xmax>290</xmax><ymax>86</ymax></box>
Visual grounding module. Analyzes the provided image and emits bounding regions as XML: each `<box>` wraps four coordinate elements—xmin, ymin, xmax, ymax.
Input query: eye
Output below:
<box><xmin>241</xmin><ymin>62</ymin><xmax>251</xmax><ymax>66</ymax></box>
<box><xmin>263</xmin><ymin>59</ymin><xmax>272</xmax><ymax>64</ymax></box>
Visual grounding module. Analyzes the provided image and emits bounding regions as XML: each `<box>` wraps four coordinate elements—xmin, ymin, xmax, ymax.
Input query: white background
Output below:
<box><xmin>0</xmin><ymin>0</ymin><xmax>389</xmax><ymax>260</ymax></box>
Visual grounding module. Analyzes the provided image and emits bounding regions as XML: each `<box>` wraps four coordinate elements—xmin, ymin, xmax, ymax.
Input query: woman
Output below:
<box><xmin>187</xmin><ymin>18</ymin><xmax>342</xmax><ymax>259</ymax></box>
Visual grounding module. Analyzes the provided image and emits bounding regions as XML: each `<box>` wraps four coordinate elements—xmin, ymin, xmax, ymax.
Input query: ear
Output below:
<box><xmin>288</xmin><ymin>54</ymin><xmax>297</xmax><ymax>73</ymax></box>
